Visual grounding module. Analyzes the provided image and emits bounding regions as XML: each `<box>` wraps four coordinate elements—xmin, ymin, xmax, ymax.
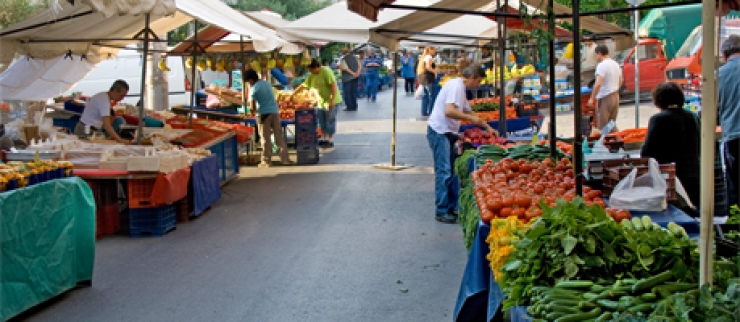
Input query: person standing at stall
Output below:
<box><xmin>427</xmin><ymin>65</ymin><xmax>496</xmax><ymax>224</ymax></box>
<box><xmin>294</xmin><ymin>59</ymin><xmax>342</xmax><ymax>148</ymax></box>
<box><xmin>718</xmin><ymin>35</ymin><xmax>740</xmax><ymax>203</ymax></box>
<box><xmin>418</xmin><ymin>47</ymin><xmax>439</xmax><ymax>116</ymax></box>
<box><xmin>244</xmin><ymin>70</ymin><xmax>292</xmax><ymax>168</ymax></box>
<box><xmin>363</xmin><ymin>51</ymin><xmax>383</xmax><ymax>102</ymax></box>
<box><xmin>588</xmin><ymin>45</ymin><xmax>623</xmax><ymax>132</ymax></box>
<box><xmin>641</xmin><ymin>82</ymin><xmax>700</xmax><ymax>210</ymax></box>
<box><xmin>581</xmin><ymin>36</ymin><xmax>599</xmax><ymax>87</ymax></box>
<box><xmin>400</xmin><ymin>50</ymin><xmax>416</xmax><ymax>95</ymax></box>
<box><xmin>339</xmin><ymin>47</ymin><xmax>360</xmax><ymax>111</ymax></box>
<box><xmin>74</xmin><ymin>79</ymin><xmax>130</xmax><ymax>144</ymax></box>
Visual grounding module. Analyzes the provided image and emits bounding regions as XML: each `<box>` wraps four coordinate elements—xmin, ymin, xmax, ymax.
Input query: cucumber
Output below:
<box><xmin>610</xmin><ymin>285</ymin><xmax>634</xmax><ymax>293</ymax></box>
<box><xmin>621</xmin><ymin>219</ymin><xmax>633</xmax><ymax>230</ymax></box>
<box><xmin>639</xmin><ymin>293</ymin><xmax>657</xmax><ymax>302</ymax></box>
<box><xmin>618</xmin><ymin>295</ymin><xmax>642</xmax><ymax>305</ymax></box>
<box><xmin>667</xmin><ymin>222</ymin><xmax>688</xmax><ymax>239</ymax></box>
<box><xmin>627</xmin><ymin>303</ymin><xmax>655</xmax><ymax>314</ymax></box>
<box><xmin>632</xmin><ymin>217</ymin><xmax>643</xmax><ymax>231</ymax></box>
<box><xmin>578</xmin><ymin>301</ymin><xmax>597</xmax><ymax>310</ymax></box>
<box><xmin>652</xmin><ymin>283</ymin><xmax>697</xmax><ymax>293</ymax></box>
<box><xmin>546</xmin><ymin>300</ymin><xmax>582</xmax><ymax>308</ymax></box>
<box><xmin>594</xmin><ymin>290</ymin><xmax>627</xmax><ymax>300</ymax></box>
<box><xmin>596</xmin><ymin>299</ymin><xmax>622</xmax><ymax>311</ymax></box>
<box><xmin>547</xmin><ymin>288</ymin><xmax>585</xmax><ymax>298</ymax></box>
<box><xmin>543</xmin><ymin>293</ymin><xmax>582</xmax><ymax>302</ymax></box>
<box><xmin>546</xmin><ymin>312</ymin><xmax>568</xmax><ymax>320</ymax></box>
<box><xmin>555</xmin><ymin>280</ymin><xmax>594</xmax><ymax>289</ymax></box>
<box><xmin>554</xmin><ymin>307</ymin><xmax>602</xmax><ymax>322</ymax></box>
<box><xmin>632</xmin><ymin>271</ymin><xmax>674</xmax><ymax>292</ymax></box>
<box><xmin>582</xmin><ymin>292</ymin><xmax>600</xmax><ymax>301</ymax></box>
<box><xmin>545</xmin><ymin>305</ymin><xmax>580</xmax><ymax>314</ymax></box>
<box><xmin>590</xmin><ymin>284</ymin><xmax>608</xmax><ymax>293</ymax></box>
<box><xmin>618</xmin><ymin>279</ymin><xmax>638</xmax><ymax>285</ymax></box>
<box><xmin>641</xmin><ymin>216</ymin><xmax>653</xmax><ymax>230</ymax></box>
<box><xmin>595</xmin><ymin>312</ymin><xmax>613</xmax><ymax>322</ymax></box>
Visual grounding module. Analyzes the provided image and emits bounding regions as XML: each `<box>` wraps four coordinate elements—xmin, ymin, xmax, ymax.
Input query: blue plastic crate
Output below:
<box><xmin>53</xmin><ymin>115</ymin><xmax>80</xmax><ymax>133</ymax></box>
<box><xmin>297</xmin><ymin>146</ymin><xmax>319</xmax><ymax>165</ymax></box>
<box><xmin>64</xmin><ymin>100</ymin><xmax>85</xmax><ymax>114</ymax></box>
<box><xmin>294</xmin><ymin>109</ymin><xmax>317</xmax><ymax>126</ymax></box>
<box><xmin>128</xmin><ymin>205</ymin><xmax>176</xmax><ymax>237</ymax></box>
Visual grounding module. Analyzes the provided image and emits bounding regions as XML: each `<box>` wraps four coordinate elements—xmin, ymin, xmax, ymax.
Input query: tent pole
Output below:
<box><xmin>549</xmin><ymin>0</ymin><xmax>557</xmax><ymax>157</ymax></box>
<box><xmin>391</xmin><ymin>51</ymin><xmax>399</xmax><ymax>167</ymax></box>
<box><xmin>240</xmin><ymin>35</ymin><xmax>246</xmax><ymax>113</ymax></box>
<box><xmin>135</xmin><ymin>13</ymin><xmax>151</xmax><ymax>145</ymax></box>
<box><xmin>634</xmin><ymin>7</ymin><xmax>640</xmax><ymax>128</ymax></box>
<box><xmin>497</xmin><ymin>0</ymin><xmax>507</xmax><ymax>137</ymax></box>
<box><xmin>573</xmin><ymin>0</ymin><xmax>584</xmax><ymax>196</ymax></box>
<box><xmin>698</xmin><ymin>0</ymin><xmax>717</xmax><ymax>287</ymax></box>
<box><xmin>188</xmin><ymin>20</ymin><xmax>199</xmax><ymax>129</ymax></box>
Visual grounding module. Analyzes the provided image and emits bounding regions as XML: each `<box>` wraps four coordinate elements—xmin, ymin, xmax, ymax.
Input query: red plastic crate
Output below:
<box><xmin>97</xmin><ymin>204</ymin><xmax>121</xmax><ymax>236</ymax></box>
<box><xmin>127</xmin><ymin>178</ymin><xmax>164</xmax><ymax>208</ymax></box>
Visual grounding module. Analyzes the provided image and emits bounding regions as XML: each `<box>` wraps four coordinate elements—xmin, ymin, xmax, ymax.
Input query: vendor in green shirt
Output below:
<box><xmin>293</xmin><ymin>59</ymin><xmax>343</xmax><ymax>148</ymax></box>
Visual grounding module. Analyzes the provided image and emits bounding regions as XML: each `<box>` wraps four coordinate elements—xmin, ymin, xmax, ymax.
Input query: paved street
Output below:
<box><xmin>13</xmin><ymin>80</ymin><xmax>659</xmax><ymax>322</ymax></box>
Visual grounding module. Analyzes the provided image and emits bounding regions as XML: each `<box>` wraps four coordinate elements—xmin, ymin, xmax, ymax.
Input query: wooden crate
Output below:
<box><xmin>601</xmin><ymin>158</ymin><xmax>678</xmax><ymax>201</ymax></box>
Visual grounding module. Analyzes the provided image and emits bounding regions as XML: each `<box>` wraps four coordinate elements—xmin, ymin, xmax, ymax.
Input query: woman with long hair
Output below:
<box><xmin>417</xmin><ymin>47</ymin><xmax>439</xmax><ymax>116</ymax></box>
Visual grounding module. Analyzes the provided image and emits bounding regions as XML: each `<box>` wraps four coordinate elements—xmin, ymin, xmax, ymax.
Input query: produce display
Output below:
<box><xmin>470</xmin><ymin>98</ymin><xmax>501</xmax><ymax>112</ymax></box>
<box><xmin>605</xmin><ymin>128</ymin><xmax>648</xmax><ymax>143</ymax></box>
<box><xmin>498</xmin><ymin>198</ymin><xmax>704</xmax><ymax>311</ymax></box>
<box><xmin>203</xmin><ymin>85</ymin><xmax>243</xmax><ymax>106</ymax></box>
<box><xmin>472</xmin><ymin>144</ymin><xmax>569</xmax><ymax>166</ymax></box>
<box><xmin>538</xmin><ymin>140</ymin><xmax>574</xmax><ymax>155</ymax></box>
<box><xmin>0</xmin><ymin>160</ymin><xmax>73</xmax><ymax>192</ymax></box>
<box><xmin>486</xmin><ymin>217</ymin><xmax>527</xmax><ymax>280</ymax></box>
<box><xmin>459</xmin><ymin>128</ymin><xmax>507</xmax><ymax>146</ymax></box>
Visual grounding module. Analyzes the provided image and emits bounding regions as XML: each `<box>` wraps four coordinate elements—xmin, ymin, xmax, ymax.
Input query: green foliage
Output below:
<box><xmin>0</xmin><ymin>0</ymin><xmax>52</xmax><ymax>29</ymax></box>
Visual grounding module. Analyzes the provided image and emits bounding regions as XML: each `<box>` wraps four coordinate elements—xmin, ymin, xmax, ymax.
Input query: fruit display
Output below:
<box><xmin>606</xmin><ymin>128</ymin><xmax>648</xmax><ymax>143</ymax></box>
<box><xmin>203</xmin><ymin>85</ymin><xmax>243</xmax><ymax>106</ymax></box>
<box><xmin>486</xmin><ymin>66</ymin><xmax>511</xmax><ymax>83</ymax></box>
<box><xmin>470</xmin><ymin>98</ymin><xmax>500</xmax><ymax>112</ymax></box>
<box><xmin>538</xmin><ymin>140</ymin><xmax>574</xmax><ymax>155</ymax></box>
<box><xmin>509</xmin><ymin>64</ymin><xmax>536</xmax><ymax>78</ymax></box>
<box><xmin>275</xmin><ymin>88</ymin><xmax>319</xmax><ymax>109</ymax></box>
<box><xmin>462</xmin><ymin>108</ymin><xmax>519</xmax><ymax>124</ymax></box>
<box><xmin>0</xmin><ymin>160</ymin><xmax>74</xmax><ymax>192</ymax></box>
<box><xmin>459</xmin><ymin>127</ymin><xmax>507</xmax><ymax>146</ymax></box>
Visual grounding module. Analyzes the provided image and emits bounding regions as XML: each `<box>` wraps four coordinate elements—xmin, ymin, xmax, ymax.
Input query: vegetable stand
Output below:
<box><xmin>452</xmin><ymin>154</ymin><xmax>701</xmax><ymax>321</ymax></box>
<box><xmin>0</xmin><ymin>177</ymin><xmax>95</xmax><ymax>321</ymax></box>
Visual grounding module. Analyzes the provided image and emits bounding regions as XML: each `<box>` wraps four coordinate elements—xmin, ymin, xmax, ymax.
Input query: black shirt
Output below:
<box><xmin>641</xmin><ymin>108</ymin><xmax>701</xmax><ymax>206</ymax></box>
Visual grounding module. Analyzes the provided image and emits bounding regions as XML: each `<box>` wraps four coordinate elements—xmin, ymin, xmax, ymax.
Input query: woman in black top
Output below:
<box><xmin>641</xmin><ymin>82</ymin><xmax>700</xmax><ymax>209</ymax></box>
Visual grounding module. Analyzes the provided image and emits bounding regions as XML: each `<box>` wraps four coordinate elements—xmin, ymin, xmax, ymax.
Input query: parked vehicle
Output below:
<box><xmin>616</xmin><ymin>4</ymin><xmax>702</xmax><ymax>93</ymax></box>
<box><xmin>665</xmin><ymin>19</ymin><xmax>740</xmax><ymax>86</ymax></box>
<box><xmin>65</xmin><ymin>48</ymin><xmax>190</xmax><ymax>106</ymax></box>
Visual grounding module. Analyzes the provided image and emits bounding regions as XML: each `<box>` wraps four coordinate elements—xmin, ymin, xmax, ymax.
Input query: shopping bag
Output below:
<box><xmin>610</xmin><ymin>158</ymin><xmax>668</xmax><ymax>212</ymax></box>
<box><xmin>414</xmin><ymin>85</ymin><xmax>424</xmax><ymax>100</ymax></box>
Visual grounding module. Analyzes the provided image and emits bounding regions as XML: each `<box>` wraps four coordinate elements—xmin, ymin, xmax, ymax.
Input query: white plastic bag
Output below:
<box><xmin>414</xmin><ymin>85</ymin><xmax>424</xmax><ymax>100</ymax></box>
<box><xmin>610</xmin><ymin>158</ymin><xmax>667</xmax><ymax>212</ymax></box>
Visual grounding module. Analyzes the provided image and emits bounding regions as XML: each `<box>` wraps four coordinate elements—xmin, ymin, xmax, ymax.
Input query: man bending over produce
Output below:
<box><xmin>427</xmin><ymin>65</ymin><xmax>496</xmax><ymax>224</ymax></box>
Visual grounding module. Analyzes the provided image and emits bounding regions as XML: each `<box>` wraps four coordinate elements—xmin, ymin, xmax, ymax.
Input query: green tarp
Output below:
<box><xmin>1</xmin><ymin>177</ymin><xmax>96</xmax><ymax>321</ymax></box>
<box><xmin>638</xmin><ymin>4</ymin><xmax>702</xmax><ymax>60</ymax></box>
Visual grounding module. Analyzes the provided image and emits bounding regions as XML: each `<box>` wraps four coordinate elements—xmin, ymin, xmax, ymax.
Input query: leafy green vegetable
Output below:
<box><xmin>727</xmin><ymin>204</ymin><xmax>740</xmax><ymax>224</ymax></box>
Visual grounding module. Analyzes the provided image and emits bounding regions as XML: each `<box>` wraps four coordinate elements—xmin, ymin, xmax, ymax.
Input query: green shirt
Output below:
<box><xmin>304</xmin><ymin>67</ymin><xmax>342</xmax><ymax>109</ymax></box>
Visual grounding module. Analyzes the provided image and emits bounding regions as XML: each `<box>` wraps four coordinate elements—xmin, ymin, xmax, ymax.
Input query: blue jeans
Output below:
<box><xmin>317</xmin><ymin>107</ymin><xmax>338</xmax><ymax>135</ymax></box>
<box><xmin>427</xmin><ymin>126</ymin><xmax>458</xmax><ymax>215</ymax></box>
<box><xmin>365</xmin><ymin>70</ymin><xmax>380</xmax><ymax>100</ymax></box>
<box><xmin>358</xmin><ymin>74</ymin><xmax>366</xmax><ymax>98</ymax></box>
<box><xmin>421</xmin><ymin>83</ymin><xmax>439</xmax><ymax>116</ymax></box>
<box><xmin>342</xmin><ymin>78</ymin><xmax>359</xmax><ymax>110</ymax></box>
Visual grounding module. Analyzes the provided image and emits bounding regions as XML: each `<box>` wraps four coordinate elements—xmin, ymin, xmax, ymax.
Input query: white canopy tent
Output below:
<box><xmin>397</xmin><ymin>15</ymin><xmax>498</xmax><ymax>49</ymax></box>
<box><xmin>0</xmin><ymin>0</ymin><xmax>295</xmax><ymax>101</ymax></box>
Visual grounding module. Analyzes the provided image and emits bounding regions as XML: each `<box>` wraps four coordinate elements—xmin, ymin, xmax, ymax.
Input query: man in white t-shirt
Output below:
<box><xmin>581</xmin><ymin>36</ymin><xmax>599</xmax><ymax>87</ymax></box>
<box><xmin>75</xmin><ymin>79</ymin><xmax>130</xmax><ymax>143</ymax></box>
<box><xmin>588</xmin><ymin>45</ymin><xmax>623</xmax><ymax>132</ymax></box>
<box><xmin>427</xmin><ymin>65</ymin><xmax>496</xmax><ymax>224</ymax></box>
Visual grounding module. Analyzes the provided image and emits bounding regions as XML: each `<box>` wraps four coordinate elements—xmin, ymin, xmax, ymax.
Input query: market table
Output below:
<box><xmin>532</xmin><ymin>86</ymin><xmax>592</xmax><ymax>102</ymax></box>
<box><xmin>0</xmin><ymin>177</ymin><xmax>95</xmax><ymax>321</ymax></box>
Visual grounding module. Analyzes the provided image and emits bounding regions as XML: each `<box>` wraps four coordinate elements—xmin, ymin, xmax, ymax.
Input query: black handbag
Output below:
<box><xmin>419</xmin><ymin>71</ymin><xmax>435</xmax><ymax>85</ymax></box>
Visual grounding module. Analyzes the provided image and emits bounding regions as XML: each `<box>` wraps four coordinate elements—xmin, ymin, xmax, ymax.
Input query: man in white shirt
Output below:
<box><xmin>427</xmin><ymin>65</ymin><xmax>496</xmax><ymax>224</ymax></box>
<box><xmin>588</xmin><ymin>45</ymin><xmax>623</xmax><ymax>132</ymax></box>
<box><xmin>75</xmin><ymin>80</ymin><xmax>130</xmax><ymax>144</ymax></box>
<box><xmin>581</xmin><ymin>36</ymin><xmax>599</xmax><ymax>87</ymax></box>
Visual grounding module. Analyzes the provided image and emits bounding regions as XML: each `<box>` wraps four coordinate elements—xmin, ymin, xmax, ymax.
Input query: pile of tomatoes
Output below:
<box><xmin>471</xmin><ymin>157</ymin><xmax>607</xmax><ymax>224</ymax></box>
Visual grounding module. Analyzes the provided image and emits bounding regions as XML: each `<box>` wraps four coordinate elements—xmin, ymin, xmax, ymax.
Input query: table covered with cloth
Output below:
<box><xmin>0</xmin><ymin>177</ymin><xmax>95</xmax><ymax>321</ymax></box>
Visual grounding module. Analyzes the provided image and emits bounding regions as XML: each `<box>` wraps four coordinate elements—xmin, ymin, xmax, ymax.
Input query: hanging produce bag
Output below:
<box><xmin>610</xmin><ymin>158</ymin><xmax>667</xmax><ymax>212</ymax></box>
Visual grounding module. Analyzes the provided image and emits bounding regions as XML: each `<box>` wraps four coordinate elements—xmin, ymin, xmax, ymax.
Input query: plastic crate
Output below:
<box><xmin>84</xmin><ymin>179</ymin><xmax>118</xmax><ymax>207</ymax></box>
<box><xmin>296</xmin><ymin>131</ymin><xmax>318</xmax><ymax>147</ymax></box>
<box><xmin>297</xmin><ymin>146</ymin><xmax>319</xmax><ymax>165</ymax></box>
<box><xmin>127</xmin><ymin>178</ymin><xmax>164</xmax><ymax>208</ymax></box>
<box><xmin>64</xmin><ymin>100</ymin><xmax>85</xmax><ymax>114</ymax></box>
<box><xmin>53</xmin><ymin>115</ymin><xmax>80</xmax><ymax>133</ymax></box>
<box><xmin>175</xmin><ymin>197</ymin><xmax>193</xmax><ymax>223</ymax></box>
<box><xmin>294</xmin><ymin>109</ymin><xmax>317</xmax><ymax>126</ymax></box>
<box><xmin>601</xmin><ymin>159</ymin><xmax>678</xmax><ymax>201</ymax></box>
<box><xmin>128</xmin><ymin>205</ymin><xmax>176</xmax><ymax>237</ymax></box>
<box><xmin>97</xmin><ymin>204</ymin><xmax>121</xmax><ymax>238</ymax></box>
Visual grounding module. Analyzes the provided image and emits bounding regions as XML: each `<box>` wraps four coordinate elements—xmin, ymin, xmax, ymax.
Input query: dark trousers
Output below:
<box><xmin>342</xmin><ymin>78</ymin><xmax>359</xmax><ymax>111</ymax></box>
<box><xmin>404</xmin><ymin>78</ymin><xmax>415</xmax><ymax>93</ymax></box>
<box><xmin>726</xmin><ymin>138</ymin><xmax>740</xmax><ymax>206</ymax></box>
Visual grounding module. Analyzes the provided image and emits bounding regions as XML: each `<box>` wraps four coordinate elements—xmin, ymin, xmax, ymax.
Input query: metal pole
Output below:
<box><xmin>634</xmin><ymin>7</ymin><xmax>641</xmax><ymax>127</ymax></box>
<box><xmin>391</xmin><ymin>51</ymin><xmax>399</xmax><ymax>166</ymax></box>
<box><xmin>698</xmin><ymin>0</ymin><xmax>717</xmax><ymax>287</ymax></box>
<box><xmin>548</xmin><ymin>0</ymin><xmax>557</xmax><ymax>157</ymax></box>
<box><xmin>573</xmin><ymin>0</ymin><xmax>584</xmax><ymax>196</ymax></box>
<box><xmin>188</xmin><ymin>20</ymin><xmax>199</xmax><ymax>129</ymax></box>
<box><xmin>497</xmin><ymin>0</ymin><xmax>507</xmax><ymax>136</ymax></box>
<box><xmin>135</xmin><ymin>14</ymin><xmax>151</xmax><ymax>145</ymax></box>
<box><xmin>240</xmin><ymin>35</ymin><xmax>246</xmax><ymax>113</ymax></box>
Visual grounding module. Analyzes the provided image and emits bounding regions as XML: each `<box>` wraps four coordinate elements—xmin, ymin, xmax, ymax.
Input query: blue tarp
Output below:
<box><xmin>192</xmin><ymin>154</ymin><xmax>222</xmax><ymax>215</ymax></box>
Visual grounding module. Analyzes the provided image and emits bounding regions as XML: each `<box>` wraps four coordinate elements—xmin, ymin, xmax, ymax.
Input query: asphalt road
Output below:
<box><xmin>13</xmin><ymin>81</ymin><xmax>659</xmax><ymax>322</ymax></box>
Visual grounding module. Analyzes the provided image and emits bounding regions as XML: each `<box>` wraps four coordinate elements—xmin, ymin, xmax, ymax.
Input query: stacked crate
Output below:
<box><xmin>127</xmin><ymin>179</ymin><xmax>176</xmax><ymax>237</ymax></box>
<box><xmin>295</xmin><ymin>109</ymin><xmax>320</xmax><ymax>165</ymax></box>
<box><xmin>84</xmin><ymin>179</ymin><xmax>121</xmax><ymax>239</ymax></box>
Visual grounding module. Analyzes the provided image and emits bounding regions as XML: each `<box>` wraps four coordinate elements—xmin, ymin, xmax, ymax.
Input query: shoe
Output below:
<box><xmin>435</xmin><ymin>213</ymin><xmax>457</xmax><ymax>224</ymax></box>
<box><xmin>321</xmin><ymin>141</ymin><xmax>334</xmax><ymax>149</ymax></box>
<box><xmin>258</xmin><ymin>162</ymin><xmax>271</xmax><ymax>168</ymax></box>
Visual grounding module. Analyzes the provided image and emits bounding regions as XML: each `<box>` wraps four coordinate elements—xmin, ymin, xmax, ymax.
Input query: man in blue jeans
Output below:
<box><xmin>363</xmin><ymin>51</ymin><xmax>383</xmax><ymax>102</ymax></box>
<box><xmin>427</xmin><ymin>66</ymin><xmax>496</xmax><ymax>223</ymax></box>
<box><xmin>339</xmin><ymin>47</ymin><xmax>361</xmax><ymax>111</ymax></box>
